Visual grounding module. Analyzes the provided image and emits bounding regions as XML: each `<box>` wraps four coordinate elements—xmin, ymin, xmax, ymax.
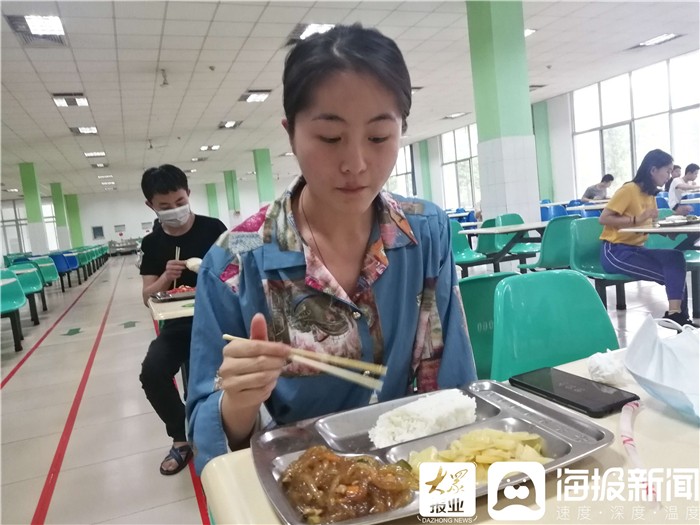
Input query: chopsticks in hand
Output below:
<box><xmin>222</xmin><ymin>334</ymin><xmax>385</xmax><ymax>391</ymax></box>
<box><xmin>173</xmin><ymin>246</ymin><xmax>181</xmax><ymax>288</ymax></box>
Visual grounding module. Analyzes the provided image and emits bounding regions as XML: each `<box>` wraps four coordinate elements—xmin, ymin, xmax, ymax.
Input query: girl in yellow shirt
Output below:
<box><xmin>599</xmin><ymin>149</ymin><xmax>697</xmax><ymax>327</ymax></box>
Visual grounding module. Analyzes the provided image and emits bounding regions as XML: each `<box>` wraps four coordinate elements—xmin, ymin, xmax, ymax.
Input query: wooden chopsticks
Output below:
<box><xmin>222</xmin><ymin>334</ymin><xmax>385</xmax><ymax>391</ymax></box>
<box><xmin>173</xmin><ymin>246</ymin><xmax>181</xmax><ymax>288</ymax></box>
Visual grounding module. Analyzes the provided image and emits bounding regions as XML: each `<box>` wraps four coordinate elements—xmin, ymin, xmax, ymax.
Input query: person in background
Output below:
<box><xmin>668</xmin><ymin>163</ymin><xmax>699</xmax><ymax>216</ymax></box>
<box><xmin>663</xmin><ymin>164</ymin><xmax>682</xmax><ymax>192</ymax></box>
<box><xmin>599</xmin><ymin>149</ymin><xmax>697</xmax><ymax>328</ymax></box>
<box><xmin>581</xmin><ymin>174</ymin><xmax>614</xmax><ymax>202</ymax></box>
<box><xmin>186</xmin><ymin>24</ymin><xmax>477</xmax><ymax>475</ymax></box>
<box><xmin>139</xmin><ymin>164</ymin><xmax>227</xmax><ymax>475</ymax></box>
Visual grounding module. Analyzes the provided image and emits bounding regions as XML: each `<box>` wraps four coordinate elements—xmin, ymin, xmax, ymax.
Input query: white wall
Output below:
<box><xmin>547</xmin><ymin>94</ymin><xmax>577</xmax><ymax>202</ymax></box>
<box><xmin>78</xmin><ymin>177</ymin><xmax>299</xmax><ymax>243</ymax></box>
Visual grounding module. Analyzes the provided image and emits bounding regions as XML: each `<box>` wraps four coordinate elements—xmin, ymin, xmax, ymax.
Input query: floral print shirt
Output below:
<box><xmin>187</xmin><ymin>177</ymin><xmax>476</xmax><ymax>473</ymax></box>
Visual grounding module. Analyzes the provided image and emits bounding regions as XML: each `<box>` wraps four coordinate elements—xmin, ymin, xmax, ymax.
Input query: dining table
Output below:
<box><xmin>567</xmin><ymin>203</ymin><xmax>607</xmax><ymax>212</ymax></box>
<box><xmin>200</xmin><ymin>349</ymin><xmax>700</xmax><ymax>525</ymax></box>
<box><xmin>458</xmin><ymin>221</ymin><xmax>547</xmax><ymax>271</ymax></box>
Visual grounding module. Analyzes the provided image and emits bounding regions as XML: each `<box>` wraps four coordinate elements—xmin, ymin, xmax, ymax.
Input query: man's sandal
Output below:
<box><xmin>159</xmin><ymin>444</ymin><xmax>193</xmax><ymax>476</ymax></box>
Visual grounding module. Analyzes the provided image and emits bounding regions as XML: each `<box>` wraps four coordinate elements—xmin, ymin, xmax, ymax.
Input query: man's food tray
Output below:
<box><xmin>657</xmin><ymin>215</ymin><xmax>700</xmax><ymax>227</ymax></box>
<box><xmin>251</xmin><ymin>380</ymin><xmax>614</xmax><ymax>525</ymax></box>
<box><xmin>150</xmin><ymin>290</ymin><xmax>196</xmax><ymax>302</ymax></box>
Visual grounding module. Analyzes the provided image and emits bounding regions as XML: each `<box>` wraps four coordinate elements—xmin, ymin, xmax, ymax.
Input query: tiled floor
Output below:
<box><xmin>1</xmin><ymin>255</ymin><xmax>695</xmax><ymax>524</ymax></box>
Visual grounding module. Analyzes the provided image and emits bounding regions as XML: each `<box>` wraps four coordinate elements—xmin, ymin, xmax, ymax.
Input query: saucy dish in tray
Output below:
<box><xmin>281</xmin><ymin>446</ymin><xmax>417</xmax><ymax>524</ymax></box>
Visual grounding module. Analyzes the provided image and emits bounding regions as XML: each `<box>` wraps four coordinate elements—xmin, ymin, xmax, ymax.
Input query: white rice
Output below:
<box><xmin>368</xmin><ymin>390</ymin><xmax>477</xmax><ymax>448</ymax></box>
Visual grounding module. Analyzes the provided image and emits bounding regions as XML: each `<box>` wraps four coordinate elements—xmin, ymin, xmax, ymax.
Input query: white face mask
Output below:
<box><xmin>157</xmin><ymin>204</ymin><xmax>191</xmax><ymax>227</ymax></box>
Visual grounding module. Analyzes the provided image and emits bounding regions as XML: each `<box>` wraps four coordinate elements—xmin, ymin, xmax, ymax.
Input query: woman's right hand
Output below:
<box><xmin>218</xmin><ymin>313</ymin><xmax>290</xmax><ymax>410</ymax></box>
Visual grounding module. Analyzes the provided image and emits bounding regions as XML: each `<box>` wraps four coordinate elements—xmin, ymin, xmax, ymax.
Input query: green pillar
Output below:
<box><xmin>206</xmin><ymin>183</ymin><xmax>219</xmax><ymax>218</ymax></box>
<box><xmin>533</xmin><ymin>102</ymin><xmax>554</xmax><ymax>201</ymax></box>
<box><xmin>19</xmin><ymin>162</ymin><xmax>49</xmax><ymax>253</ymax></box>
<box><xmin>50</xmin><ymin>182</ymin><xmax>72</xmax><ymax>249</ymax></box>
<box><xmin>466</xmin><ymin>0</ymin><xmax>539</xmax><ymax>222</ymax></box>
<box><xmin>224</xmin><ymin>170</ymin><xmax>240</xmax><ymax>213</ymax></box>
<box><xmin>467</xmin><ymin>1</ymin><xmax>532</xmax><ymax>142</ymax></box>
<box><xmin>64</xmin><ymin>194</ymin><xmax>84</xmax><ymax>247</ymax></box>
<box><xmin>416</xmin><ymin>140</ymin><xmax>433</xmax><ymax>201</ymax></box>
<box><xmin>253</xmin><ymin>149</ymin><xmax>275</xmax><ymax>204</ymax></box>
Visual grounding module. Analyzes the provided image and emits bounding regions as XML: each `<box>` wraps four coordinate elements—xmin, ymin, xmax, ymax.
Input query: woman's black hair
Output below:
<box><xmin>141</xmin><ymin>164</ymin><xmax>189</xmax><ymax>202</ymax></box>
<box><xmin>632</xmin><ymin>149</ymin><xmax>673</xmax><ymax>195</ymax></box>
<box><xmin>282</xmin><ymin>24</ymin><xmax>411</xmax><ymax>134</ymax></box>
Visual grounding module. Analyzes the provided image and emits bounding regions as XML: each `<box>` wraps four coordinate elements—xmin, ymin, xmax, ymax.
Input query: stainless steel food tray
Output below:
<box><xmin>149</xmin><ymin>290</ymin><xmax>196</xmax><ymax>302</ymax></box>
<box><xmin>251</xmin><ymin>380</ymin><xmax>614</xmax><ymax>525</ymax></box>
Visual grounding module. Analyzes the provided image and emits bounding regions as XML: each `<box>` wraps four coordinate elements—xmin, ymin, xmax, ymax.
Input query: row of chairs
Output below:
<box><xmin>1</xmin><ymin>245</ymin><xmax>109</xmax><ymax>351</ymax></box>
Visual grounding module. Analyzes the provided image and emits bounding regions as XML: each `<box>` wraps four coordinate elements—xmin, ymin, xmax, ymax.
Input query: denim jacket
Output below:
<box><xmin>186</xmin><ymin>177</ymin><xmax>477</xmax><ymax>474</ymax></box>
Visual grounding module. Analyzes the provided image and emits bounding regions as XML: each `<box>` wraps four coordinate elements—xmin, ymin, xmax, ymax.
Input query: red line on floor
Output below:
<box><xmin>151</xmin><ymin>318</ymin><xmax>210</xmax><ymax>525</ymax></box>
<box><xmin>31</xmin><ymin>257</ymin><xmax>126</xmax><ymax>525</ymax></box>
<box><xmin>1</xmin><ymin>260</ymin><xmax>112</xmax><ymax>390</ymax></box>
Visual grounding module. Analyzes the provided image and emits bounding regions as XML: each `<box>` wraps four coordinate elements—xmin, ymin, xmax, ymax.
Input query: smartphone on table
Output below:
<box><xmin>509</xmin><ymin>367</ymin><xmax>639</xmax><ymax>418</ymax></box>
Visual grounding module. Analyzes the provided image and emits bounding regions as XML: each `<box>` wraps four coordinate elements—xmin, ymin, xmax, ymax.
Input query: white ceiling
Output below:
<box><xmin>1</xmin><ymin>1</ymin><xmax>698</xmax><ymax>199</ymax></box>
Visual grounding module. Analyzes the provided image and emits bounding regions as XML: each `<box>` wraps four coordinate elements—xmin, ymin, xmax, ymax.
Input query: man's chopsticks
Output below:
<box><xmin>222</xmin><ymin>334</ymin><xmax>385</xmax><ymax>391</ymax></box>
<box><xmin>173</xmin><ymin>246</ymin><xmax>181</xmax><ymax>288</ymax></box>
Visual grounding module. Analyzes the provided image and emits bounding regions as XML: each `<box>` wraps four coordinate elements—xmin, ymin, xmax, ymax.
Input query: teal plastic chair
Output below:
<box><xmin>450</xmin><ymin>220</ymin><xmax>487</xmax><ymax>276</ymax></box>
<box><xmin>491</xmin><ymin>270</ymin><xmax>619</xmax><ymax>381</ymax></box>
<box><xmin>29</xmin><ymin>256</ymin><xmax>60</xmax><ymax>286</ymax></box>
<box><xmin>519</xmin><ymin>215</ymin><xmax>580</xmax><ymax>271</ymax></box>
<box><xmin>569</xmin><ymin>218</ymin><xmax>636</xmax><ymax>310</ymax></box>
<box><xmin>494</xmin><ymin>213</ymin><xmax>541</xmax><ymax>256</ymax></box>
<box><xmin>1</xmin><ymin>269</ymin><xmax>27</xmax><ymax>351</ymax></box>
<box><xmin>9</xmin><ymin>263</ymin><xmax>45</xmax><ymax>324</ymax></box>
<box><xmin>459</xmin><ymin>272</ymin><xmax>518</xmax><ymax>379</ymax></box>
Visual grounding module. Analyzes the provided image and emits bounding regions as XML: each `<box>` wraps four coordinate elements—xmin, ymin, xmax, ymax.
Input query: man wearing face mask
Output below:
<box><xmin>139</xmin><ymin>164</ymin><xmax>227</xmax><ymax>475</ymax></box>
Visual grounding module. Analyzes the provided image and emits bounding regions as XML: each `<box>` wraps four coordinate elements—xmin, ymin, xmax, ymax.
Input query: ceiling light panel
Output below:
<box><xmin>84</xmin><ymin>151</ymin><xmax>105</xmax><ymax>157</ymax></box>
<box><xmin>219</xmin><ymin>120</ymin><xmax>242</xmax><ymax>129</ymax></box>
<box><xmin>25</xmin><ymin>15</ymin><xmax>65</xmax><ymax>36</ymax></box>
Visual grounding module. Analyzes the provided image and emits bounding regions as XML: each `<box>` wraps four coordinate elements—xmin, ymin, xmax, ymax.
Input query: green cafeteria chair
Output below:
<box><xmin>518</xmin><ymin>214</ymin><xmax>580</xmax><ymax>271</ymax></box>
<box><xmin>1</xmin><ymin>269</ymin><xmax>28</xmax><ymax>351</ymax></box>
<box><xmin>490</xmin><ymin>270</ymin><xmax>619</xmax><ymax>381</ymax></box>
<box><xmin>450</xmin><ymin>220</ymin><xmax>487</xmax><ymax>276</ymax></box>
<box><xmin>29</xmin><ymin>256</ymin><xmax>60</xmax><ymax>287</ymax></box>
<box><xmin>459</xmin><ymin>272</ymin><xmax>518</xmax><ymax>379</ymax></box>
<box><xmin>9</xmin><ymin>263</ymin><xmax>45</xmax><ymax>324</ymax></box>
<box><xmin>569</xmin><ymin>218</ymin><xmax>637</xmax><ymax>310</ymax></box>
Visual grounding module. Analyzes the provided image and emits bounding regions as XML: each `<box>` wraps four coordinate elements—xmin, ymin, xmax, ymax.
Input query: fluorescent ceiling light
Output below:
<box><xmin>444</xmin><ymin>112</ymin><xmax>468</xmax><ymax>119</ymax></box>
<box><xmin>219</xmin><ymin>120</ymin><xmax>241</xmax><ymax>129</ymax></box>
<box><xmin>283</xmin><ymin>152</ymin><xmax>295</xmax><ymax>157</ymax></box>
<box><xmin>70</xmin><ymin>126</ymin><xmax>97</xmax><ymax>135</ymax></box>
<box><xmin>92</xmin><ymin>163</ymin><xmax>108</xmax><ymax>168</ymax></box>
<box><xmin>84</xmin><ymin>151</ymin><xmax>105</xmax><ymax>157</ymax></box>
<box><xmin>6</xmin><ymin>188</ymin><xmax>19</xmax><ymax>193</ymax></box>
<box><xmin>101</xmin><ymin>181</ymin><xmax>115</xmax><ymax>185</ymax></box>
<box><xmin>191</xmin><ymin>157</ymin><xmax>206</xmax><ymax>162</ymax></box>
<box><xmin>638</xmin><ymin>33</ymin><xmax>678</xmax><ymax>46</ymax></box>
<box><xmin>199</xmin><ymin>145</ymin><xmax>220</xmax><ymax>151</ymax></box>
<box><xmin>524</xmin><ymin>28</ymin><xmax>537</xmax><ymax>38</ymax></box>
<box><xmin>97</xmin><ymin>175</ymin><xmax>113</xmax><ymax>179</ymax></box>
<box><xmin>300</xmin><ymin>23</ymin><xmax>335</xmax><ymax>40</ymax></box>
<box><xmin>53</xmin><ymin>93</ymin><xmax>89</xmax><ymax>107</ymax></box>
<box><xmin>104</xmin><ymin>187</ymin><xmax>116</xmax><ymax>191</ymax></box>
<box><xmin>411</xmin><ymin>87</ymin><xmax>423</xmax><ymax>95</ymax></box>
<box><xmin>246</xmin><ymin>92</ymin><xmax>269</xmax><ymax>103</ymax></box>
<box><xmin>25</xmin><ymin>15</ymin><xmax>64</xmax><ymax>36</ymax></box>
<box><xmin>186</xmin><ymin>169</ymin><xmax>197</xmax><ymax>173</ymax></box>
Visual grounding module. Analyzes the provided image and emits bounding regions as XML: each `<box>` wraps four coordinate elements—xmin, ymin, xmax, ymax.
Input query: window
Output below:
<box><xmin>385</xmin><ymin>145</ymin><xmax>413</xmax><ymax>197</ymax></box>
<box><xmin>671</xmin><ymin>107</ymin><xmax>700</xmax><ymax>168</ymax></box>
<box><xmin>601</xmin><ymin>74</ymin><xmax>631</xmax><ymax>126</ymax></box>
<box><xmin>669</xmin><ymin>50</ymin><xmax>699</xmax><ymax>109</ymax></box>
<box><xmin>92</xmin><ymin>226</ymin><xmax>105</xmax><ymax>240</ymax></box>
<box><xmin>572</xmin><ymin>52</ymin><xmax>698</xmax><ymax>191</ymax></box>
<box><xmin>631</xmin><ymin>62</ymin><xmax>669</xmax><ymax>118</ymax></box>
<box><xmin>573</xmin><ymin>131</ymin><xmax>602</xmax><ymax>196</ymax></box>
<box><xmin>440</xmin><ymin>124</ymin><xmax>479</xmax><ymax>209</ymax></box>
<box><xmin>573</xmin><ymin>84</ymin><xmax>600</xmax><ymax>132</ymax></box>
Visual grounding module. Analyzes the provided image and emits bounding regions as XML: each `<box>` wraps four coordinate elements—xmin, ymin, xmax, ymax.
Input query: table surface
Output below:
<box><xmin>447</xmin><ymin>211</ymin><xmax>474</xmax><ymax>218</ymax></box>
<box><xmin>458</xmin><ymin>221</ymin><xmax>548</xmax><ymax>235</ymax></box>
<box><xmin>147</xmin><ymin>297</ymin><xmax>195</xmax><ymax>320</ymax></box>
<box><xmin>567</xmin><ymin>203</ymin><xmax>607</xmax><ymax>211</ymax></box>
<box><xmin>201</xmin><ymin>349</ymin><xmax>699</xmax><ymax>524</ymax></box>
<box><xmin>619</xmin><ymin>223</ymin><xmax>700</xmax><ymax>234</ymax></box>
<box><xmin>680</xmin><ymin>197</ymin><xmax>700</xmax><ymax>204</ymax></box>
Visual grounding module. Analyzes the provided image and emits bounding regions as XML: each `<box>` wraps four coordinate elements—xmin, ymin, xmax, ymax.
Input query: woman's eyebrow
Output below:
<box><xmin>311</xmin><ymin>112</ymin><xmax>398</xmax><ymax>124</ymax></box>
